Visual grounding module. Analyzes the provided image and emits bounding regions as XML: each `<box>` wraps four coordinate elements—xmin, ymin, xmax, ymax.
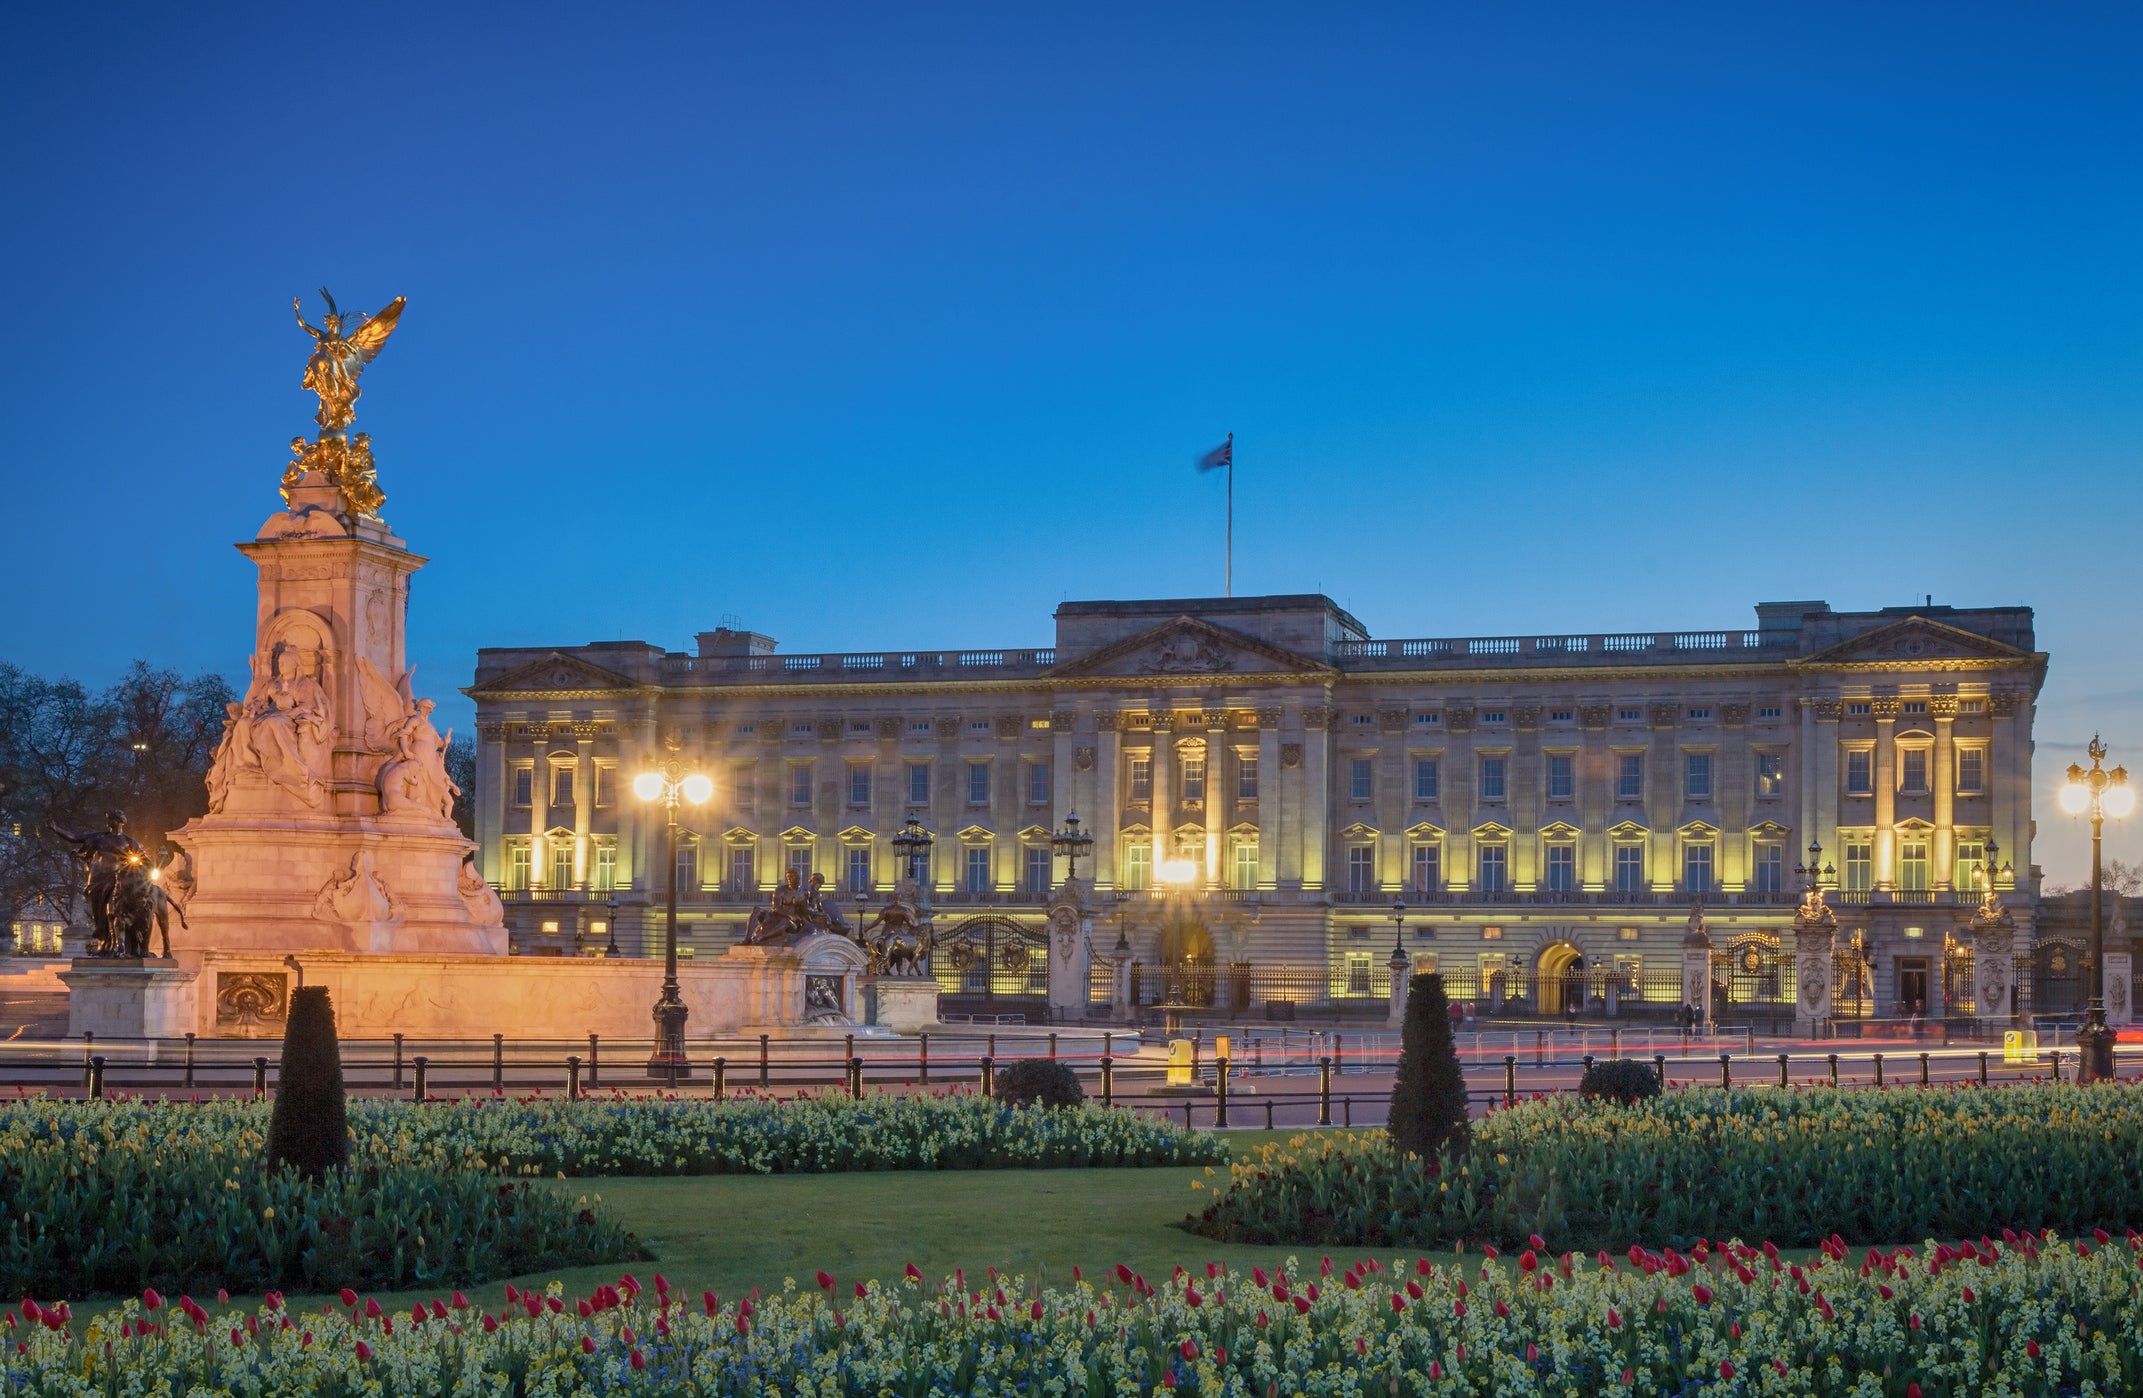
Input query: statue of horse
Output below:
<box><xmin>859</xmin><ymin>892</ymin><xmax>936</xmax><ymax>977</ymax></box>
<box><xmin>104</xmin><ymin>857</ymin><xmax>159</xmax><ymax>959</ymax></box>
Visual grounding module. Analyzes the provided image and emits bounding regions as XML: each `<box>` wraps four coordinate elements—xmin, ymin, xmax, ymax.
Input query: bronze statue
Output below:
<box><xmin>148</xmin><ymin>849</ymin><xmax>191</xmax><ymax>959</ymax></box>
<box><xmin>50</xmin><ymin>811</ymin><xmax>146</xmax><ymax>956</ymax></box>
<box><xmin>295</xmin><ymin>288</ymin><xmax>405</xmax><ymax>433</ymax></box>
<box><xmin>106</xmin><ymin>856</ymin><xmax>158</xmax><ymax>959</ymax></box>
<box><xmin>744</xmin><ymin>869</ymin><xmax>853</xmax><ymax>945</ymax></box>
<box><xmin>858</xmin><ymin>888</ymin><xmax>936</xmax><ymax>977</ymax></box>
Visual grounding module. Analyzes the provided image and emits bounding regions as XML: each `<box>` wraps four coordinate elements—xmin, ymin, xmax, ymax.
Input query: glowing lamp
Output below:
<box><xmin>680</xmin><ymin>773</ymin><xmax>714</xmax><ymax>805</ymax></box>
<box><xmin>632</xmin><ymin>772</ymin><xmax>666</xmax><ymax>803</ymax></box>
<box><xmin>1157</xmin><ymin>858</ymin><xmax>1197</xmax><ymax>885</ymax></box>
<box><xmin>2060</xmin><ymin>781</ymin><xmax>2091</xmax><ymax>816</ymax></box>
<box><xmin>2106</xmin><ymin>784</ymin><xmax>2136</xmax><ymax>819</ymax></box>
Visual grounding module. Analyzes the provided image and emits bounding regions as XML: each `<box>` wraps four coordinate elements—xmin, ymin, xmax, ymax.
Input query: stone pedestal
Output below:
<box><xmin>868</xmin><ymin>977</ymin><xmax>941</xmax><ymax>1032</ymax></box>
<box><xmin>2104</xmin><ymin>951</ymin><xmax>2133</xmax><ymax>1026</ymax></box>
<box><xmin>1387</xmin><ymin>954</ymin><xmax>1409</xmax><ymax>1028</ymax></box>
<box><xmin>1971</xmin><ymin>899</ymin><xmax>2016</xmax><ymax>1028</ymax></box>
<box><xmin>1793</xmin><ymin>926</ymin><xmax>1835</xmax><ymax>1037</ymax></box>
<box><xmin>1044</xmin><ymin>883</ymin><xmax>1092</xmax><ymax>1023</ymax></box>
<box><xmin>59</xmin><ymin>960</ymin><xmax>200</xmax><ymax>1040</ymax></box>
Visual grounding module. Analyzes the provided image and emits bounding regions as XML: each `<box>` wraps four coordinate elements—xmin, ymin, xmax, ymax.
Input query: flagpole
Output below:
<box><xmin>1225</xmin><ymin>431</ymin><xmax>1233</xmax><ymax>598</ymax></box>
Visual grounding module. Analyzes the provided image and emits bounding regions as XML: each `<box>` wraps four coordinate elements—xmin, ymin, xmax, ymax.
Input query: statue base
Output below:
<box><xmin>59</xmin><ymin>960</ymin><xmax>199</xmax><ymax>1040</ymax></box>
<box><xmin>864</xmin><ymin>976</ymin><xmax>941</xmax><ymax>1032</ymax></box>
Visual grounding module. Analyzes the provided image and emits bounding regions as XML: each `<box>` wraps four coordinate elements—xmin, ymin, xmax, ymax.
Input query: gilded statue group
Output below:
<box><xmin>48</xmin><ymin>812</ymin><xmax>188</xmax><ymax>960</ymax></box>
<box><xmin>743</xmin><ymin>870</ymin><xmax>937</xmax><ymax>977</ymax></box>
<box><xmin>284</xmin><ymin>288</ymin><xmax>404</xmax><ymax>520</ymax></box>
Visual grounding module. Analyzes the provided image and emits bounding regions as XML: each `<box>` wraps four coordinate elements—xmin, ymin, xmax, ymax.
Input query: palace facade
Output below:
<box><xmin>467</xmin><ymin>594</ymin><xmax>2047</xmax><ymax>1021</ymax></box>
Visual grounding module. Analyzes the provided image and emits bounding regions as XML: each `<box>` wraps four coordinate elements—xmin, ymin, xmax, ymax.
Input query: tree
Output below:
<box><xmin>265</xmin><ymin>986</ymin><xmax>349</xmax><ymax>1179</ymax></box>
<box><xmin>1387</xmin><ymin>972</ymin><xmax>1470</xmax><ymax>1163</ymax></box>
<box><xmin>446</xmin><ymin>733</ymin><xmax>476</xmax><ymax>838</ymax></box>
<box><xmin>0</xmin><ymin>661</ymin><xmax>234</xmax><ymax>923</ymax></box>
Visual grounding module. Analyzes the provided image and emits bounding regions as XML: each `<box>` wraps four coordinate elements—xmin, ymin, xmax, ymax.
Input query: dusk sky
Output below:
<box><xmin>3</xmin><ymin>5</ymin><xmax>2139</xmax><ymax>884</ymax></box>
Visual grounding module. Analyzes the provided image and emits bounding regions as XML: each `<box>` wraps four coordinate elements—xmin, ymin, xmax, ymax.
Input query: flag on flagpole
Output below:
<box><xmin>1194</xmin><ymin>434</ymin><xmax>1233</xmax><ymax>471</ymax></box>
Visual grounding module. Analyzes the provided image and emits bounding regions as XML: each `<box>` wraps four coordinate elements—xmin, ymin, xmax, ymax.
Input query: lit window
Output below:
<box><xmin>1683</xmin><ymin>844</ymin><xmax>1713</xmax><ymax>893</ymax></box>
<box><xmin>1232</xmin><ymin>841</ymin><xmax>1259</xmax><ymax>891</ymax></box>
<box><xmin>1756</xmin><ymin>752</ymin><xmax>1785</xmax><ymax>797</ymax></box>
<box><xmin>1545</xmin><ymin>845</ymin><xmax>1575</xmax><ymax>892</ymax></box>
<box><xmin>1128</xmin><ymin>758</ymin><xmax>1152</xmax><ymax>802</ymax></box>
<box><xmin>1957</xmin><ymin>748</ymin><xmax>1986</xmax><ymax>795</ymax></box>
<box><xmin>1616</xmin><ymin>754</ymin><xmax>1643</xmax><ymax>800</ymax></box>
<box><xmin>1846</xmin><ymin>750</ymin><xmax>1873</xmax><ymax>795</ymax></box>
<box><xmin>593</xmin><ymin>842</ymin><xmax>617</xmax><ymax>892</ymax></box>
<box><xmin>1685</xmin><ymin>753</ymin><xmax>1712</xmax><ymax>800</ymax></box>
<box><xmin>1546</xmin><ymin>754</ymin><xmax>1573</xmax><ymax>800</ymax></box>
<box><xmin>1121</xmin><ymin>842</ymin><xmax>1151</xmax><ymax>891</ymax></box>
<box><xmin>967</xmin><ymin>762</ymin><xmax>991</xmax><ymax>805</ymax></box>
<box><xmin>1957</xmin><ymin>841</ymin><xmax>1986</xmax><ymax>889</ymax></box>
<box><xmin>1478</xmin><ymin>845</ymin><xmax>1508</xmax><ymax>893</ymax></box>
<box><xmin>1413</xmin><ymin>758</ymin><xmax>1440</xmax><ymax>802</ymax></box>
<box><xmin>1899</xmin><ymin>840</ymin><xmax>1929</xmax><ymax>891</ymax></box>
<box><xmin>1181</xmin><ymin>758</ymin><xmax>1206</xmax><ymax>801</ymax></box>
<box><xmin>1843</xmin><ymin>842</ymin><xmax>1872</xmax><ymax>892</ymax></box>
<box><xmin>1480</xmin><ymin>757</ymin><xmax>1506</xmax><ymax>800</ymax></box>
<box><xmin>1350</xmin><ymin>759</ymin><xmax>1373</xmax><ymax>801</ymax></box>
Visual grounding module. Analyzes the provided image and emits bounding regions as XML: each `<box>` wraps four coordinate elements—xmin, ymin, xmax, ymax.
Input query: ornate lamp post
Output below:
<box><xmin>604</xmin><ymin>894</ymin><xmax>620</xmax><ymax>958</ymax></box>
<box><xmin>632</xmin><ymin>763</ymin><xmax>712</xmax><ymax>1079</ymax></box>
<box><xmin>1387</xmin><ymin>899</ymin><xmax>1409</xmax><ymax>1026</ymax></box>
<box><xmin>1050</xmin><ymin>811</ymin><xmax>1094</xmax><ymax>889</ymax></box>
<box><xmin>892</xmin><ymin>816</ymin><xmax>934</xmax><ymax>894</ymax></box>
<box><xmin>2060</xmin><ymin>737</ymin><xmax>2133</xmax><ymax>1082</ymax></box>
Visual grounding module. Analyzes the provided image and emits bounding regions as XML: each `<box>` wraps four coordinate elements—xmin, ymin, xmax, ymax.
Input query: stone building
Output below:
<box><xmin>466</xmin><ymin>594</ymin><xmax>2046</xmax><ymax>1021</ymax></box>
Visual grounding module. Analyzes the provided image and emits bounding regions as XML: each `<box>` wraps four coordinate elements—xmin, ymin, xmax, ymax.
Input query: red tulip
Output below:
<box><xmin>2027</xmin><ymin>1340</ymin><xmax>2041</xmax><ymax>1358</ymax></box>
<box><xmin>142</xmin><ymin>1290</ymin><xmax>163</xmax><ymax>1312</ymax></box>
<box><xmin>1256</xmin><ymin>1310</ymin><xmax>1269</xmax><ymax>1328</ymax></box>
<box><xmin>339</xmin><ymin>1290</ymin><xmax>358</xmax><ymax>1309</ymax></box>
<box><xmin>1720</xmin><ymin>1361</ymin><xmax>1735</xmax><ymax>1380</ymax></box>
<box><xmin>581</xmin><ymin>1335</ymin><xmax>595</xmax><ymax>1354</ymax></box>
<box><xmin>354</xmin><ymin>1340</ymin><xmax>371</xmax><ymax>1360</ymax></box>
<box><xmin>482</xmin><ymin>1315</ymin><xmax>498</xmax><ymax>1333</ymax></box>
<box><xmin>816</xmin><ymin>1272</ymin><xmax>835</xmax><ymax>1292</ymax></box>
<box><xmin>1180</xmin><ymin>1338</ymin><xmax>1199</xmax><ymax>1361</ymax></box>
<box><xmin>630</xmin><ymin>1350</ymin><xmax>646</xmax><ymax>1370</ymax></box>
<box><xmin>1691</xmin><ymin>1284</ymin><xmax>1713</xmax><ymax>1305</ymax></box>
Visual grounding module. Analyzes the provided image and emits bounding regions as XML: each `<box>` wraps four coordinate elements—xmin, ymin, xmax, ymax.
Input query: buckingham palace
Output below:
<box><xmin>466</xmin><ymin>593</ymin><xmax>2047</xmax><ymax>1023</ymax></box>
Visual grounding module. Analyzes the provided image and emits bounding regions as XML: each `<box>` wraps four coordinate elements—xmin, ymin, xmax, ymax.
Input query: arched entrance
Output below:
<box><xmin>1536</xmin><ymin>942</ymin><xmax>1584</xmax><ymax>1016</ymax></box>
<box><xmin>1156</xmin><ymin>911</ymin><xmax>1216</xmax><ymax>1005</ymax></box>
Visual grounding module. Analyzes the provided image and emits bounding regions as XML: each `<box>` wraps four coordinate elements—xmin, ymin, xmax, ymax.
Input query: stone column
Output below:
<box><xmin>1812</xmin><ymin>700</ymin><xmax>1841</xmax><ymax>862</ymax></box>
<box><xmin>1873</xmin><ymin>702</ymin><xmax>1898</xmax><ymax>888</ymax></box>
<box><xmin>1681</xmin><ymin>898</ymin><xmax>1714</xmax><ymax>1026</ymax></box>
<box><xmin>1792</xmin><ymin>895</ymin><xmax>1837</xmax><ymax>1038</ymax></box>
<box><xmin>1203</xmin><ymin>724</ymin><xmax>1226</xmax><ymax>887</ymax></box>
<box><xmin>529</xmin><ymin>727</ymin><xmax>551</xmax><ymax>889</ymax></box>
<box><xmin>629</xmin><ymin>709</ymin><xmax>658</xmax><ymax>893</ymax></box>
<box><xmin>1932</xmin><ymin>703</ymin><xmax>1956</xmax><ymax>888</ymax></box>
<box><xmin>1301</xmin><ymin>704</ymin><xmax>1331</xmax><ymax>892</ymax></box>
<box><xmin>477</xmin><ymin>722</ymin><xmax>507</xmax><ymax>884</ymax></box>
<box><xmin>1148</xmin><ymin>714</ymin><xmax>1173</xmax><ymax>876</ymax></box>
<box><xmin>1257</xmin><ymin>708</ymin><xmax>1282</xmax><ymax>889</ymax></box>
<box><xmin>1990</xmin><ymin>692</ymin><xmax>2024</xmax><ymax>871</ymax></box>
<box><xmin>573</xmin><ymin>729</ymin><xmax>595</xmax><ymax>888</ymax></box>
<box><xmin>1798</xmin><ymin>697</ymin><xmax>1819</xmax><ymax>855</ymax></box>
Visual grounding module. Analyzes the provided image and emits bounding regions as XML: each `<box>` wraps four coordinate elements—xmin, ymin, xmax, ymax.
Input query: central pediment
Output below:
<box><xmin>1045</xmin><ymin>616</ymin><xmax>1335</xmax><ymax>681</ymax></box>
<box><xmin>466</xmin><ymin>651</ymin><xmax>641</xmax><ymax>696</ymax></box>
<box><xmin>1802</xmin><ymin>617</ymin><xmax>2031</xmax><ymax>667</ymax></box>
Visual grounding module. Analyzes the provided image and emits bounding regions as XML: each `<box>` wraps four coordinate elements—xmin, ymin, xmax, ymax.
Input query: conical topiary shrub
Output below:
<box><xmin>1386</xmin><ymin>971</ymin><xmax>1470</xmax><ymax>1163</ymax></box>
<box><xmin>265</xmin><ymin>985</ymin><xmax>349</xmax><ymax>1179</ymax></box>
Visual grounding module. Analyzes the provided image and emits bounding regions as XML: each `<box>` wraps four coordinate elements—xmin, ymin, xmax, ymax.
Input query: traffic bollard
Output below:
<box><xmin>567</xmin><ymin>1055</ymin><xmax>582</xmax><ymax>1100</ymax></box>
<box><xmin>413</xmin><ymin>1055</ymin><xmax>428</xmax><ymax>1102</ymax></box>
<box><xmin>1319</xmin><ymin>1056</ymin><xmax>1333</xmax><ymax>1126</ymax></box>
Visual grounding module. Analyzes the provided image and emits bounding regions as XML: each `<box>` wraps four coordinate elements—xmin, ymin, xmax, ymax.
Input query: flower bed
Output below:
<box><xmin>17</xmin><ymin>1228</ymin><xmax>2143</xmax><ymax>1394</ymax></box>
<box><xmin>1192</xmin><ymin>1084</ymin><xmax>2143</xmax><ymax>1252</ymax></box>
<box><xmin>0</xmin><ymin>1103</ymin><xmax>631</xmax><ymax>1298</ymax></box>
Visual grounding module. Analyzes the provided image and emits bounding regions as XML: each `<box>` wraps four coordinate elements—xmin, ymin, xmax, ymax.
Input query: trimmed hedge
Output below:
<box><xmin>993</xmin><ymin>1058</ymin><xmax>1086</xmax><ymax>1109</ymax></box>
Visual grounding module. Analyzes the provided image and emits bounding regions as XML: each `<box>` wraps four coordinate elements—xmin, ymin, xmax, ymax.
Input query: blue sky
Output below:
<box><xmin>2</xmin><ymin>4</ymin><xmax>2138</xmax><ymax>883</ymax></box>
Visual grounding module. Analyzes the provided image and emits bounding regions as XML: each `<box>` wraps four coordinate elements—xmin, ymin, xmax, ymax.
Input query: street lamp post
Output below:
<box><xmin>633</xmin><ymin>763</ymin><xmax>713</xmax><ymax>1080</ymax></box>
<box><xmin>1049</xmin><ymin>811</ymin><xmax>1094</xmax><ymax>890</ymax></box>
<box><xmin>892</xmin><ymin>816</ymin><xmax>934</xmax><ymax>895</ymax></box>
<box><xmin>604</xmin><ymin>895</ymin><xmax>620</xmax><ymax>958</ymax></box>
<box><xmin>2060</xmin><ymin>737</ymin><xmax>2134</xmax><ymax>1082</ymax></box>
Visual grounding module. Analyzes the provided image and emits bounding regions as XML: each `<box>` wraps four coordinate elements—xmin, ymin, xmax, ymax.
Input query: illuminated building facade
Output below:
<box><xmin>467</xmin><ymin>594</ymin><xmax>2046</xmax><ymax>1020</ymax></box>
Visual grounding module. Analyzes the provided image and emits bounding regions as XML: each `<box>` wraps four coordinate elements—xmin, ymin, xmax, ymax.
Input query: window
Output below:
<box><xmin>790</xmin><ymin>764</ymin><xmax>813</xmax><ymax>806</ymax></box>
<box><xmin>1687</xmin><ymin>707</ymin><xmax>1711</xmax><ymax>721</ymax></box>
<box><xmin>507</xmin><ymin>842</ymin><xmax>531</xmax><ymax>890</ymax></box>
<box><xmin>1414</xmin><ymin>758</ymin><xmax>1440</xmax><ymax>802</ymax></box>
<box><xmin>1956</xmin><ymin>748</ymin><xmax>1985</xmax><ymax>795</ymax></box>
<box><xmin>1480</xmin><ymin>757</ymin><xmax>1507</xmax><ymax>800</ymax></box>
<box><xmin>1846</xmin><ymin>750</ymin><xmax>1873</xmax><ymax>795</ymax></box>
<box><xmin>1121</xmin><ymin>842</ymin><xmax>1151</xmax><ymax>891</ymax></box>
<box><xmin>1752</xmin><ymin>843</ymin><xmax>1783</xmax><ymax>893</ymax></box>
<box><xmin>965</xmin><ymin>847</ymin><xmax>991</xmax><ymax>894</ymax></box>
<box><xmin>1349</xmin><ymin>758</ymin><xmax>1373</xmax><ymax>801</ymax></box>
<box><xmin>1683</xmin><ymin>843</ymin><xmax>1713</xmax><ymax>893</ymax></box>
<box><xmin>1550</xmin><ymin>709</ymin><xmax>1574</xmax><ymax>723</ymax></box>
<box><xmin>673</xmin><ymin>839</ymin><xmax>698</xmax><ymax>892</ymax></box>
<box><xmin>1756</xmin><ymin>752</ymin><xmax>1784</xmax><ymax>797</ymax></box>
<box><xmin>728</xmin><ymin>845</ymin><xmax>755</xmax><ymax>893</ymax></box>
<box><xmin>1410</xmin><ymin>844</ymin><xmax>1441</xmax><ymax>895</ymax></box>
<box><xmin>1237</xmin><ymin>756</ymin><xmax>1259</xmax><ymax>801</ymax></box>
<box><xmin>1027</xmin><ymin>762</ymin><xmax>1051</xmax><ymax>804</ymax></box>
<box><xmin>551</xmin><ymin>764</ymin><xmax>575</xmax><ymax>807</ymax></box>
<box><xmin>1346</xmin><ymin>846</ymin><xmax>1376</xmax><ymax>894</ymax></box>
<box><xmin>909</xmin><ymin>720</ymin><xmax>932</xmax><ymax>733</ymax></box>
<box><xmin>1481</xmin><ymin>711</ymin><xmax>1506</xmax><ymax>725</ymax></box>
<box><xmin>594</xmin><ymin>765</ymin><xmax>615</xmax><ymax>808</ymax></box>
<box><xmin>1957</xmin><ymin>840</ymin><xmax>1987</xmax><ymax>890</ymax></box>
<box><xmin>969</xmin><ymin>720</ymin><xmax>991</xmax><ymax>732</ymax></box>
<box><xmin>1902</xmin><ymin>700</ymin><xmax>1927</xmax><ymax>715</ymax></box>
<box><xmin>1900</xmin><ymin>748</ymin><xmax>1929</xmax><ymax>794</ymax></box>
<box><xmin>737</xmin><ymin>723</ymin><xmax>756</xmax><ymax>736</ymax></box>
<box><xmin>1899</xmin><ymin>839</ymin><xmax>1929</xmax><ymax>891</ymax></box>
<box><xmin>1346</xmin><ymin>954</ymin><xmax>1373</xmax><ymax>996</ymax></box>
<box><xmin>1025</xmin><ymin>846</ymin><xmax>1051</xmax><ymax>896</ymax></box>
<box><xmin>967</xmin><ymin>762</ymin><xmax>991</xmax><ymax>805</ymax></box>
<box><xmin>1843</xmin><ymin>842</ymin><xmax>1872</xmax><ymax>892</ymax></box>
<box><xmin>1129</xmin><ymin>758</ymin><xmax>1152</xmax><ymax>802</ymax></box>
<box><xmin>1616</xmin><ymin>754</ymin><xmax>1644</xmax><ymax>800</ymax></box>
<box><xmin>1960</xmin><ymin>698</ymin><xmax>1986</xmax><ymax>714</ymax></box>
<box><xmin>846</xmin><ymin>846</ymin><xmax>872</xmax><ymax>892</ymax></box>
<box><xmin>1478</xmin><ymin>844</ymin><xmax>1508</xmax><ymax>894</ymax></box>
<box><xmin>1758</xmin><ymin>706</ymin><xmax>1782</xmax><ymax>720</ymax></box>
<box><xmin>851</xmin><ymin>720</ymin><xmax>872</xmax><ymax>733</ymax></box>
<box><xmin>593</xmin><ymin>841</ymin><xmax>618</xmax><ymax>892</ymax></box>
<box><xmin>550</xmin><ymin>838</ymin><xmax>576</xmax><ymax>890</ymax></box>
<box><xmin>1232</xmin><ymin>841</ymin><xmax>1259</xmax><ymax>891</ymax></box>
<box><xmin>906</xmin><ymin>762</ymin><xmax>931</xmax><ymax>805</ymax></box>
<box><xmin>1617</xmin><ymin>708</ymin><xmax>1643</xmax><ymax>722</ymax></box>
<box><xmin>1181</xmin><ymin>758</ymin><xmax>1206</xmax><ymax>801</ymax></box>
<box><xmin>1847</xmin><ymin>701</ymin><xmax>1871</xmax><ymax>716</ymax></box>
<box><xmin>732</xmin><ymin>761</ymin><xmax>756</xmax><ymax>806</ymax></box>
<box><xmin>1613</xmin><ymin>844</ymin><xmax>1644</xmax><ymax>894</ymax></box>
<box><xmin>786</xmin><ymin>845</ymin><xmax>812</xmax><ymax>880</ymax></box>
<box><xmin>1685</xmin><ymin>753</ymin><xmax>1713</xmax><ymax>800</ymax></box>
<box><xmin>1414</xmin><ymin>712</ymin><xmax>1441</xmax><ymax>727</ymax></box>
<box><xmin>1545</xmin><ymin>844</ymin><xmax>1575</xmax><ymax>892</ymax></box>
<box><xmin>1351</xmin><ymin>713</ymin><xmax>1375</xmax><ymax>726</ymax></box>
<box><xmin>848</xmin><ymin>765</ymin><xmax>872</xmax><ymax>806</ymax></box>
<box><xmin>511</xmin><ymin>765</ymin><xmax>532</xmax><ymax>807</ymax></box>
<box><xmin>1546</xmin><ymin>754</ymin><xmax>1573</xmax><ymax>800</ymax></box>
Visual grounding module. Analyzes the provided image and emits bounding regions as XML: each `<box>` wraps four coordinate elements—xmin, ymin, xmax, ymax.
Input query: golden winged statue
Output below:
<box><xmin>295</xmin><ymin>288</ymin><xmax>405</xmax><ymax>433</ymax></box>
